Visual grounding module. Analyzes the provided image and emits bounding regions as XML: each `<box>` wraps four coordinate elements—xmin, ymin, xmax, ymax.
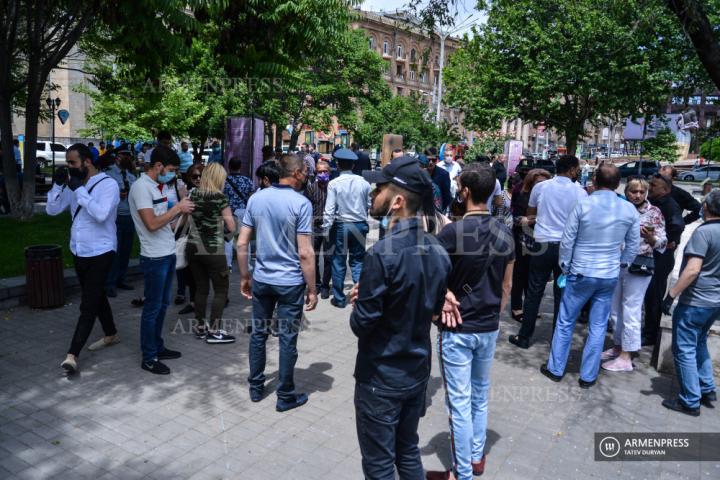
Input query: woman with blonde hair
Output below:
<box><xmin>602</xmin><ymin>176</ymin><xmax>667</xmax><ymax>371</ymax></box>
<box><xmin>186</xmin><ymin>162</ymin><xmax>237</xmax><ymax>343</ymax></box>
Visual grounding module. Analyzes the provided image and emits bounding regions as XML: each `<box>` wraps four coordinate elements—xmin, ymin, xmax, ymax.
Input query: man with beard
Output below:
<box><xmin>47</xmin><ymin>144</ymin><xmax>120</xmax><ymax>375</ymax></box>
<box><xmin>305</xmin><ymin>160</ymin><xmax>333</xmax><ymax>299</ymax></box>
<box><xmin>351</xmin><ymin>156</ymin><xmax>451</xmax><ymax>479</ymax></box>
<box><xmin>238</xmin><ymin>154</ymin><xmax>317</xmax><ymax>411</ymax></box>
<box><xmin>509</xmin><ymin>155</ymin><xmax>588</xmax><ymax>349</ymax></box>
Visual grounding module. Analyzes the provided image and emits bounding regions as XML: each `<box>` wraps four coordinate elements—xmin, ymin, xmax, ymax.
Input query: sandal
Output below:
<box><xmin>131</xmin><ymin>297</ymin><xmax>144</xmax><ymax>307</ymax></box>
<box><xmin>508</xmin><ymin>334</ymin><xmax>530</xmax><ymax>349</ymax></box>
<box><xmin>511</xmin><ymin>312</ymin><xmax>524</xmax><ymax>323</ymax></box>
<box><xmin>178</xmin><ymin>304</ymin><xmax>195</xmax><ymax>315</ymax></box>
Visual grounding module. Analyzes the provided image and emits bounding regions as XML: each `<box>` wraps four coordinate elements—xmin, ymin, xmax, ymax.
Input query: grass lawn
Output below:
<box><xmin>0</xmin><ymin>214</ymin><xmax>139</xmax><ymax>279</ymax></box>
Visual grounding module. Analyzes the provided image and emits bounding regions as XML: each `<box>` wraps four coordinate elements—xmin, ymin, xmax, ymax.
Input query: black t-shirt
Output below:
<box><xmin>437</xmin><ymin>214</ymin><xmax>515</xmax><ymax>333</ymax></box>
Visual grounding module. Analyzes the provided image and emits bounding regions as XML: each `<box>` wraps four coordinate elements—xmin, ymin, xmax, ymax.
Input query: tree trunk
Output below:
<box><xmin>666</xmin><ymin>0</ymin><xmax>720</xmax><ymax>91</ymax></box>
<box><xmin>274</xmin><ymin>125</ymin><xmax>283</xmax><ymax>149</ymax></box>
<box><xmin>288</xmin><ymin>129</ymin><xmax>301</xmax><ymax>151</ymax></box>
<box><xmin>565</xmin><ymin>132</ymin><xmax>578</xmax><ymax>156</ymax></box>
<box><xmin>0</xmin><ymin>94</ymin><xmax>20</xmax><ymax>214</ymax></box>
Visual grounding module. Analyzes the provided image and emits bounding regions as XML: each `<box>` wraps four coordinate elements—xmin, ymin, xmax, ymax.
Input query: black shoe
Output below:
<box><xmin>540</xmin><ymin>364</ymin><xmax>563</xmax><ymax>382</ymax></box>
<box><xmin>701</xmin><ymin>391</ymin><xmax>717</xmax><ymax>409</ymax></box>
<box><xmin>178</xmin><ymin>304</ymin><xmax>194</xmax><ymax>315</ymax></box>
<box><xmin>157</xmin><ymin>348</ymin><xmax>182</xmax><ymax>360</ymax></box>
<box><xmin>320</xmin><ymin>288</ymin><xmax>330</xmax><ymax>299</ymax></box>
<box><xmin>174</xmin><ymin>295</ymin><xmax>186</xmax><ymax>305</ymax></box>
<box><xmin>578</xmin><ymin>378</ymin><xmax>596</xmax><ymax>389</ymax></box>
<box><xmin>662</xmin><ymin>398</ymin><xmax>700</xmax><ymax>417</ymax></box>
<box><xmin>508</xmin><ymin>335</ymin><xmax>529</xmax><ymax>349</ymax></box>
<box><xmin>131</xmin><ymin>297</ymin><xmax>144</xmax><ymax>307</ymax></box>
<box><xmin>193</xmin><ymin>326</ymin><xmax>207</xmax><ymax>339</ymax></box>
<box><xmin>116</xmin><ymin>282</ymin><xmax>134</xmax><ymax>291</ymax></box>
<box><xmin>250</xmin><ymin>388</ymin><xmax>264</xmax><ymax>403</ymax></box>
<box><xmin>330</xmin><ymin>298</ymin><xmax>346</xmax><ymax>309</ymax></box>
<box><xmin>206</xmin><ymin>330</ymin><xmax>236</xmax><ymax>344</ymax></box>
<box><xmin>106</xmin><ymin>288</ymin><xmax>117</xmax><ymax>298</ymax></box>
<box><xmin>276</xmin><ymin>393</ymin><xmax>308</xmax><ymax>412</ymax></box>
<box><xmin>141</xmin><ymin>360</ymin><xmax>170</xmax><ymax>375</ymax></box>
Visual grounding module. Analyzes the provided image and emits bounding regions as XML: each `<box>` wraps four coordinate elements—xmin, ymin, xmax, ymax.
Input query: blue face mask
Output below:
<box><xmin>317</xmin><ymin>172</ymin><xmax>330</xmax><ymax>183</ymax></box>
<box><xmin>158</xmin><ymin>171</ymin><xmax>176</xmax><ymax>184</ymax></box>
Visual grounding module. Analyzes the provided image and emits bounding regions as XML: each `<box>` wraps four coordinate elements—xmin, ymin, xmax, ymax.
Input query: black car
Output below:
<box><xmin>618</xmin><ymin>160</ymin><xmax>660</xmax><ymax>178</ymax></box>
<box><xmin>517</xmin><ymin>157</ymin><xmax>556</xmax><ymax>175</ymax></box>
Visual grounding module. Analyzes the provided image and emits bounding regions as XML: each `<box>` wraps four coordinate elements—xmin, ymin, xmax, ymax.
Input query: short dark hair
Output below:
<box><xmin>279</xmin><ymin>154</ymin><xmax>305</xmax><ymax>178</ymax></box>
<box><xmin>706</xmin><ymin>189</ymin><xmax>720</xmax><ymax>216</ymax></box>
<box><xmin>459</xmin><ymin>162</ymin><xmax>497</xmax><ymax>204</ymax></box>
<box><xmin>262</xmin><ymin>145</ymin><xmax>274</xmax><ymax>159</ymax></box>
<box><xmin>351</xmin><ymin>142</ymin><xmax>359</xmax><ymax>150</ymax></box>
<box><xmin>157</xmin><ymin>130</ymin><xmax>172</xmax><ymax>142</ymax></box>
<box><xmin>99</xmin><ymin>141</ymin><xmax>105</xmax><ymax>146</ymax></box>
<box><xmin>475</xmin><ymin>155</ymin><xmax>491</xmax><ymax>164</ymax></box>
<box><xmin>595</xmin><ymin>163</ymin><xmax>621</xmax><ymax>190</ymax></box>
<box><xmin>228</xmin><ymin>156</ymin><xmax>242</xmax><ymax>172</ymax></box>
<box><xmin>181</xmin><ymin>141</ymin><xmax>188</xmax><ymax>147</ymax></box>
<box><xmin>256</xmin><ymin>160</ymin><xmax>280</xmax><ymax>183</ymax></box>
<box><xmin>392</xmin><ymin>148</ymin><xmax>403</xmax><ymax>154</ymax></box>
<box><xmin>424</xmin><ymin>147</ymin><xmax>438</xmax><ymax>159</ymax></box>
<box><xmin>556</xmin><ymin>154</ymin><xmax>580</xmax><ymax>174</ymax></box>
<box><xmin>87</xmin><ymin>142</ymin><xmax>94</xmax><ymax>147</ymax></box>
<box><xmin>68</xmin><ymin>143</ymin><xmax>94</xmax><ymax>164</ymax></box>
<box><xmin>310</xmin><ymin>143</ymin><xmax>316</xmax><ymax>148</ymax></box>
<box><xmin>661</xmin><ymin>165</ymin><xmax>678</xmax><ymax>179</ymax></box>
<box><xmin>338</xmin><ymin>159</ymin><xmax>354</xmax><ymax>171</ymax></box>
<box><xmin>13</xmin><ymin>139</ymin><xmax>19</xmax><ymax>146</ymax></box>
<box><xmin>386</xmin><ymin>183</ymin><xmax>422</xmax><ymax>214</ymax></box>
<box><xmin>150</xmin><ymin>145</ymin><xmax>180</xmax><ymax>167</ymax></box>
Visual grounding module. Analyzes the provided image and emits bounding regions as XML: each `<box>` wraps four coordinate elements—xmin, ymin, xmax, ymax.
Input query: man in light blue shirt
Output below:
<box><xmin>238</xmin><ymin>153</ymin><xmax>317</xmax><ymax>412</ymax></box>
<box><xmin>542</xmin><ymin>164</ymin><xmax>640</xmax><ymax>388</ymax></box>
<box><xmin>178</xmin><ymin>142</ymin><xmax>194</xmax><ymax>173</ymax></box>
<box><xmin>321</xmin><ymin>148</ymin><xmax>371</xmax><ymax>308</ymax></box>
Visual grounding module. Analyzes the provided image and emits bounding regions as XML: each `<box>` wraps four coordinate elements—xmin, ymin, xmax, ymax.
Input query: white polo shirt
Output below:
<box><xmin>529</xmin><ymin>176</ymin><xmax>588</xmax><ymax>242</ymax></box>
<box><xmin>129</xmin><ymin>174</ymin><xmax>176</xmax><ymax>258</ymax></box>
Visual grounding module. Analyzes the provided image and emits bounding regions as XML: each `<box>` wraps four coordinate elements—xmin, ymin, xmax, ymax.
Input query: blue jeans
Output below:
<box><xmin>547</xmin><ymin>274</ymin><xmax>618</xmax><ymax>382</ymax></box>
<box><xmin>672</xmin><ymin>304</ymin><xmax>720</xmax><ymax>408</ymax></box>
<box><xmin>331</xmin><ymin>221</ymin><xmax>368</xmax><ymax>305</ymax></box>
<box><xmin>140</xmin><ymin>254</ymin><xmax>176</xmax><ymax>363</ymax></box>
<box><xmin>106</xmin><ymin>214</ymin><xmax>135</xmax><ymax>288</ymax></box>
<box><xmin>439</xmin><ymin>330</ymin><xmax>498</xmax><ymax>480</ymax></box>
<box><xmin>248</xmin><ymin>280</ymin><xmax>305</xmax><ymax>401</ymax></box>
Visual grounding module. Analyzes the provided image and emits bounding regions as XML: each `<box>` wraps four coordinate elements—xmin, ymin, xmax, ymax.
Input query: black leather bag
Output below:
<box><xmin>628</xmin><ymin>255</ymin><xmax>655</xmax><ymax>276</ymax></box>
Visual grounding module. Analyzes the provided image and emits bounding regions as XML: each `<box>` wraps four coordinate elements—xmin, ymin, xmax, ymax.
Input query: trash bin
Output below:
<box><xmin>25</xmin><ymin>244</ymin><xmax>65</xmax><ymax>308</ymax></box>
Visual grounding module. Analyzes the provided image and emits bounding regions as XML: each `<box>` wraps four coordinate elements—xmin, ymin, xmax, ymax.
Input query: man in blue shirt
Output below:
<box><xmin>419</xmin><ymin>149</ymin><xmax>452</xmax><ymax>213</ymax></box>
<box><xmin>542</xmin><ymin>164</ymin><xmax>640</xmax><ymax>388</ymax></box>
<box><xmin>238</xmin><ymin>153</ymin><xmax>317</xmax><ymax>412</ymax></box>
<box><xmin>178</xmin><ymin>142</ymin><xmax>194</xmax><ymax>174</ymax></box>
<box><xmin>353</xmin><ymin>156</ymin><xmax>451</xmax><ymax>479</ymax></box>
<box><xmin>322</xmin><ymin>148</ymin><xmax>371</xmax><ymax>308</ymax></box>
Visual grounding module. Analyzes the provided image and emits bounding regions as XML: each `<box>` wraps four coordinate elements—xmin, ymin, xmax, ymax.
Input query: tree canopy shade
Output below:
<box><xmin>443</xmin><ymin>0</ymin><xmax>702</xmax><ymax>155</ymax></box>
<box><xmin>642</xmin><ymin>128</ymin><xmax>681</xmax><ymax>163</ymax></box>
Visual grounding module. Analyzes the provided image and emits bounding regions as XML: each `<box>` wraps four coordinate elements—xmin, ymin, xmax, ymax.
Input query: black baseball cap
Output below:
<box><xmin>363</xmin><ymin>155</ymin><xmax>433</xmax><ymax>193</ymax></box>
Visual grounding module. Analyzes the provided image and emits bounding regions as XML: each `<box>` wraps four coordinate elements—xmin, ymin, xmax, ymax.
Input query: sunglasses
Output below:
<box><xmin>191</xmin><ymin>174</ymin><xmax>201</xmax><ymax>180</ymax></box>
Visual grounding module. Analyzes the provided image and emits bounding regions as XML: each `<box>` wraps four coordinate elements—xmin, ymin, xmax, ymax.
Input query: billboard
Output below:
<box><xmin>224</xmin><ymin>116</ymin><xmax>265</xmax><ymax>185</ymax></box>
<box><xmin>623</xmin><ymin>114</ymin><xmax>692</xmax><ymax>145</ymax></box>
<box><xmin>504</xmin><ymin>140</ymin><xmax>523</xmax><ymax>177</ymax></box>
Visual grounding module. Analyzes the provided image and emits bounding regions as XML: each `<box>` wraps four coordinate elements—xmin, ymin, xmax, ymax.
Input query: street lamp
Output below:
<box><xmin>45</xmin><ymin>96</ymin><xmax>61</xmax><ymax>175</ymax></box>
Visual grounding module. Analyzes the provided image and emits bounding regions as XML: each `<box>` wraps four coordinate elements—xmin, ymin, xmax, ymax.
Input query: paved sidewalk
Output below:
<box><xmin>1</xmin><ymin>262</ymin><xmax>718</xmax><ymax>479</ymax></box>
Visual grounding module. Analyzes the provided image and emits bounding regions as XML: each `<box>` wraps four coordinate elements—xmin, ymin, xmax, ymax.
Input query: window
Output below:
<box><xmin>396</xmin><ymin>65</ymin><xmax>404</xmax><ymax>78</ymax></box>
<box><xmin>368</xmin><ymin>36</ymin><xmax>376</xmax><ymax>50</ymax></box>
<box><xmin>410</xmin><ymin>49</ymin><xmax>417</xmax><ymax>63</ymax></box>
<box><xmin>420</xmin><ymin>71</ymin><xmax>427</xmax><ymax>83</ymax></box>
<box><xmin>36</xmin><ymin>143</ymin><xmax>46</xmax><ymax>152</ymax></box>
<box><xmin>397</xmin><ymin>87</ymin><xmax>404</xmax><ymax>95</ymax></box>
<box><xmin>409</xmin><ymin>70</ymin><xmax>416</xmax><ymax>81</ymax></box>
<box><xmin>383</xmin><ymin>40</ymin><xmax>389</xmax><ymax>55</ymax></box>
<box><xmin>397</xmin><ymin>45</ymin><xmax>404</xmax><ymax>59</ymax></box>
<box><xmin>51</xmin><ymin>143</ymin><xmax>66</xmax><ymax>152</ymax></box>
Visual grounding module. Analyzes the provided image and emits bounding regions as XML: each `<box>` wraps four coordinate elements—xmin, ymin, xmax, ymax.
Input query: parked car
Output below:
<box><xmin>678</xmin><ymin>165</ymin><xmax>720</xmax><ymax>182</ymax></box>
<box><xmin>36</xmin><ymin>141</ymin><xmax>68</xmax><ymax>167</ymax></box>
<box><xmin>618</xmin><ymin>160</ymin><xmax>660</xmax><ymax>178</ymax></box>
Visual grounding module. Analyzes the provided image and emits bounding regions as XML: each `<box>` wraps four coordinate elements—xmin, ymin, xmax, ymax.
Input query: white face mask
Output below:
<box><xmin>379</xmin><ymin>195</ymin><xmax>401</xmax><ymax>230</ymax></box>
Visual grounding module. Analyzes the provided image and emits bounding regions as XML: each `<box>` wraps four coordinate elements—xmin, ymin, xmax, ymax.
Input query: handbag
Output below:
<box><xmin>174</xmin><ymin>214</ymin><xmax>190</xmax><ymax>270</ymax></box>
<box><xmin>628</xmin><ymin>255</ymin><xmax>655</xmax><ymax>276</ymax></box>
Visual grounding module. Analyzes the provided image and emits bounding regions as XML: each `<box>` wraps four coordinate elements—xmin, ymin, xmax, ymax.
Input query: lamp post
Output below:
<box><xmin>45</xmin><ymin>96</ymin><xmax>61</xmax><ymax>175</ymax></box>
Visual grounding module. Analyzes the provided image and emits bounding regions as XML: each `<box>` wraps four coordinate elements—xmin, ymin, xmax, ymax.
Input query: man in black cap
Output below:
<box><xmin>351</xmin><ymin>156</ymin><xmax>451</xmax><ymax>479</ymax></box>
<box><xmin>321</xmin><ymin>148</ymin><xmax>371</xmax><ymax>308</ymax></box>
<box><xmin>419</xmin><ymin>149</ymin><xmax>452</xmax><ymax>213</ymax></box>
<box><xmin>351</xmin><ymin>142</ymin><xmax>372</xmax><ymax>176</ymax></box>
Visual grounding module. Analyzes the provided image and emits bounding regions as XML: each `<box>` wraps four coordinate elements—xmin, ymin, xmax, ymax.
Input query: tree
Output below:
<box><xmin>699</xmin><ymin>137</ymin><xmax>720</xmax><ymax>162</ymax></box>
<box><xmin>642</xmin><ymin>128</ymin><xmax>680</xmax><ymax>162</ymax></box>
<box><xmin>443</xmin><ymin>0</ymin><xmax>693</xmax><ymax>156</ymax></box>
<box><xmin>0</xmin><ymin>0</ymin><xmax>198</xmax><ymax>219</ymax></box>
<box><xmin>465</xmin><ymin>132</ymin><xmax>513</xmax><ymax>161</ymax></box>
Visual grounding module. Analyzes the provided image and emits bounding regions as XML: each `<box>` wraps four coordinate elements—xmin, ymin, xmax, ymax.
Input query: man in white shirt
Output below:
<box><xmin>47</xmin><ymin>144</ymin><xmax>120</xmax><ymax>375</ymax></box>
<box><xmin>509</xmin><ymin>155</ymin><xmax>588</xmax><ymax>349</ymax></box>
<box><xmin>129</xmin><ymin>145</ymin><xmax>194</xmax><ymax>375</ymax></box>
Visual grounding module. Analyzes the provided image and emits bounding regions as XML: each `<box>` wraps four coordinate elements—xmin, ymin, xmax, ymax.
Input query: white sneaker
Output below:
<box><xmin>61</xmin><ymin>357</ymin><xmax>77</xmax><ymax>375</ymax></box>
<box><xmin>602</xmin><ymin>357</ymin><xmax>633</xmax><ymax>372</ymax></box>
<box><xmin>88</xmin><ymin>335</ymin><xmax>120</xmax><ymax>351</ymax></box>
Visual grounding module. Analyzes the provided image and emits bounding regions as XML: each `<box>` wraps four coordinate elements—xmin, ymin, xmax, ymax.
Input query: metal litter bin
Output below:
<box><xmin>25</xmin><ymin>245</ymin><xmax>65</xmax><ymax>308</ymax></box>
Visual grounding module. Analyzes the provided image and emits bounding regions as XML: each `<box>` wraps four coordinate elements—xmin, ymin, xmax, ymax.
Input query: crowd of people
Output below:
<box><xmin>42</xmin><ymin>129</ymin><xmax>719</xmax><ymax>479</ymax></box>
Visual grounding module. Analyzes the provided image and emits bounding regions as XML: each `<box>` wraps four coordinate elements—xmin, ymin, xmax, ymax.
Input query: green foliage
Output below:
<box><xmin>444</xmin><ymin>0</ymin><xmax>697</xmax><ymax>154</ymax></box>
<box><xmin>700</xmin><ymin>137</ymin><xmax>720</xmax><ymax>162</ymax></box>
<box><xmin>465</xmin><ymin>132</ymin><xmax>513</xmax><ymax>161</ymax></box>
<box><xmin>642</xmin><ymin>128</ymin><xmax>680</xmax><ymax>163</ymax></box>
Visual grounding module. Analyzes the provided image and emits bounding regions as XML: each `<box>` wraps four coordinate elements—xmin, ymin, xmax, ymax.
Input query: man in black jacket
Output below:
<box><xmin>352</xmin><ymin>157</ymin><xmax>451</xmax><ymax>479</ymax></box>
<box><xmin>643</xmin><ymin>174</ymin><xmax>685</xmax><ymax>346</ymax></box>
<box><xmin>351</xmin><ymin>142</ymin><xmax>372</xmax><ymax>175</ymax></box>
<box><xmin>660</xmin><ymin>165</ymin><xmax>702</xmax><ymax>224</ymax></box>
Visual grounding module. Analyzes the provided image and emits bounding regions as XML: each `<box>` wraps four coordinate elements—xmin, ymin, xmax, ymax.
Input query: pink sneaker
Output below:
<box><xmin>602</xmin><ymin>356</ymin><xmax>633</xmax><ymax>372</ymax></box>
<box><xmin>601</xmin><ymin>347</ymin><xmax>621</xmax><ymax>361</ymax></box>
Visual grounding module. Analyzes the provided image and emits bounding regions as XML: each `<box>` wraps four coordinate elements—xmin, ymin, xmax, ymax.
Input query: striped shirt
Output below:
<box><xmin>305</xmin><ymin>181</ymin><xmax>328</xmax><ymax>231</ymax></box>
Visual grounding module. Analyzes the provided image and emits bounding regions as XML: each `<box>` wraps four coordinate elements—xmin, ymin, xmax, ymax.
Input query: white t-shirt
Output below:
<box><xmin>529</xmin><ymin>176</ymin><xmax>588</xmax><ymax>242</ymax></box>
<box><xmin>485</xmin><ymin>179</ymin><xmax>502</xmax><ymax>208</ymax></box>
<box><xmin>129</xmin><ymin>174</ymin><xmax>176</xmax><ymax>258</ymax></box>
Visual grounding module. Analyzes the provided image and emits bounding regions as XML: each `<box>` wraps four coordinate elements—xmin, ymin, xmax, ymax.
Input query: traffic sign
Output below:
<box><xmin>58</xmin><ymin>109</ymin><xmax>70</xmax><ymax>125</ymax></box>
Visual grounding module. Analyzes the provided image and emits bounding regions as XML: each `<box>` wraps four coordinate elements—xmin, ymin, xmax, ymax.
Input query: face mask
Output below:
<box><xmin>317</xmin><ymin>172</ymin><xmax>330</xmax><ymax>183</ymax></box>
<box><xmin>158</xmin><ymin>171</ymin><xmax>176</xmax><ymax>184</ymax></box>
<box><xmin>378</xmin><ymin>196</ymin><xmax>400</xmax><ymax>230</ymax></box>
<box><xmin>69</xmin><ymin>166</ymin><xmax>88</xmax><ymax>180</ymax></box>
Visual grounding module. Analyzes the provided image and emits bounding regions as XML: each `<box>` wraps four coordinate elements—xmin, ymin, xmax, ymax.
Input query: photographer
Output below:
<box><xmin>46</xmin><ymin>144</ymin><xmax>120</xmax><ymax>375</ymax></box>
<box><xmin>105</xmin><ymin>145</ymin><xmax>137</xmax><ymax>298</ymax></box>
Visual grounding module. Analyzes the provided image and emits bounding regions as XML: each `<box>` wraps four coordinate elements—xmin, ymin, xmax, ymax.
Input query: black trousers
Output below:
<box><xmin>355</xmin><ymin>382</ymin><xmax>426</xmax><ymax>480</ymax></box>
<box><xmin>187</xmin><ymin>244</ymin><xmax>229</xmax><ymax>331</ymax></box>
<box><xmin>643</xmin><ymin>248</ymin><xmax>676</xmax><ymax>343</ymax></box>
<box><xmin>313</xmin><ymin>230</ymin><xmax>332</xmax><ymax>290</ymax></box>
<box><xmin>518</xmin><ymin>242</ymin><xmax>562</xmax><ymax>341</ymax></box>
<box><xmin>510</xmin><ymin>239</ymin><xmax>530</xmax><ymax>312</ymax></box>
<box><xmin>68</xmin><ymin>252</ymin><xmax>117</xmax><ymax>356</ymax></box>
